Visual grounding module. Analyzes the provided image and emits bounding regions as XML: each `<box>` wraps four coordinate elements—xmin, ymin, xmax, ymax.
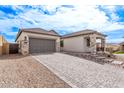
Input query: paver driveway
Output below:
<box><xmin>32</xmin><ymin>53</ymin><xmax>124</xmax><ymax>88</ymax></box>
<box><xmin>0</xmin><ymin>54</ymin><xmax>70</xmax><ymax>88</ymax></box>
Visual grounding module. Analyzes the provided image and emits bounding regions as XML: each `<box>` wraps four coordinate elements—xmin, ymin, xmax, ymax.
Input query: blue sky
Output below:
<box><xmin>0</xmin><ymin>5</ymin><xmax>124</xmax><ymax>43</ymax></box>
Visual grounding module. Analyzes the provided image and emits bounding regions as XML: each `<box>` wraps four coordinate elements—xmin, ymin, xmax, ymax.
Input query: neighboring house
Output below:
<box><xmin>15</xmin><ymin>28</ymin><xmax>60</xmax><ymax>55</ymax></box>
<box><xmin>61</xmin><ymin>29</ymin><xmax>107</xmax><ymax>53</ymax></box>
<box><xmin>0</xmin><ymin>35</ymin><xmax>9</xmax><ymax>55</ymax></box>
<box><xmin>105</xmin><ymin>43</ymin><xmax>120</xmax><ymax>52</ymax></box>
<box><xmin>120</xmin><ymin>42</ymin><xmax>124</xmax><ymax>52</ymax></box>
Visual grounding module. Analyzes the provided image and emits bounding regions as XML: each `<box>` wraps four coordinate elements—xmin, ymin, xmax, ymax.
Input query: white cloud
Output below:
<box><xmin>103</xmin><ymin>22</ymin><xmax>124</xmax><ymax>31</ymax></box>
<box><xmin>106</xmin><ymin>38</ymin><xmax>124</xmax><ymax>43</ymax></box>
<box><xmin>0</xmin><ymin>5</ymin><xmax>124</xmax><ymax>43</ymax></box>
<box><xmin>2</xmin><ymin>5</ymin><xmax>121</xmax><ymax>32</ymax></box>
<box><xmin>101</xmin><ymin>6</ymin><xmax>119</xmax><ymax>21</ymax></box>
<box><xmin>1</xmin><ymin>0</ymin><xmax>124</xmax><ymax>5</ymax></box>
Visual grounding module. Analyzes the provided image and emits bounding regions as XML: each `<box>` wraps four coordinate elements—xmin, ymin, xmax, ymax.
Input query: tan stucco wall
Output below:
<box><xmin>2</xmin><ymin>43</ymin><xmax>9</xmax><ymax>54</ymax></box>
<box><xmin>16</xmin><ymin>32</ymin><xmax>28</xmax><ymax>55</ymax></box>
<box><xmin>120</xmin><ymin>44</ymin><xmax>124</xmax><ymax>52</ymax></box>
<box><xmin>63</xmin><ymin>35</ymin><xmax>91</xmax><ymax>52</ymax></box>
<box><xmin>0</xmin><ymin>36</ymin><xmax>2</xmax><ymax>55</ymax></box>
<box><xmin>0</xmin><ymin>36</ymin><xmax>9</xmax><ymax>55</ymax></box>
<box><xmin>0</xmin><ymin>36</ymin><xmax>2</xmax><ymax>46</ymax></box>
<box><xmin>63</xmin><ymin>33</ymin><xmax>106</xmax><ymax>53</ymax></box>
<box><xmin>16</xmin><ymin>32</ymin><xmax>60</xmax><ymax>55</ymax></box>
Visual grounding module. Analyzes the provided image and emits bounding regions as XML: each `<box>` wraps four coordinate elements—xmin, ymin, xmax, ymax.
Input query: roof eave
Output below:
<box><xmin>61</xmin><ymin>32</ymin><xmax>107</xmax><ymax>39</ymax></box>
<box><xmin>15</xmin><ymin>29</ymin><xmax>22</xmax><ymax>42</ymax></box>
<box><xmin>24</xmin><ymin>31</ymin><xmax>60</xmax><ymax>37</ymax></box>
<box><xmin>15</xmin><ymin>29</ymin><xmax>61</xmax><ymax>42</ymax></box>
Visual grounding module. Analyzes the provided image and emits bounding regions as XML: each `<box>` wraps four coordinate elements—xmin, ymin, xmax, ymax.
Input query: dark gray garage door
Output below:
<box><xmin>29</xmin><ymin>38</ymin><xmax>56</xmax><ymax>53</ymax></box>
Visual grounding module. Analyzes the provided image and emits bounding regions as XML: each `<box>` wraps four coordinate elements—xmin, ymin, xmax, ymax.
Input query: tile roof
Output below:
<box><xmin>15</xmin><ymin>28</ymin><xmax>60</xmax><ymax>41</ymax></box>
<box><xmin>62</xmin><ymin>29</ymin><xmax>106</xmax><ymax>38</ymax></box>
<box><xmin>21</xmin><ymin>28</ymin><xmax>59</xmax><ymax>36</ymax></box>
<box><xmin>15</xmin><ymin>28</ymin><xmax>106</xmax><ymax>41</ymax></box>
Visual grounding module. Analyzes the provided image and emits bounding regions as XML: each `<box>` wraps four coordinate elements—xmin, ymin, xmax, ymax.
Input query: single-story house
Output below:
<box><xmin>0</xmin><ymin>35</ymin><xmax>9</xmax><ymax>55</ymax></box>
<box><xmin>15</xmin><ymin>28</ymin><xmax>60</xmax><ymax>55</ymax></box>
<box><xmin>15</xmin><ymin>28</ymin><xmax>106</xmax><ymax>55</ymax></box>
<box><xmin>61</xmin><ymin>29</ymin><xmax>107</xmax><ymax>53</ymax></box>
<box><xmin>120</xmin><ymin>42</ymin><xmax>124</xmax><ymax>52</ymax></box>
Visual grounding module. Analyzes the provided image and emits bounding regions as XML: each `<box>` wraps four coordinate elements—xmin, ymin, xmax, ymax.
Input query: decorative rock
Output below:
<box><xmin>111</xmin><ymin>61</ymin><xmax>124</xmax><ymax>65</ymax></box>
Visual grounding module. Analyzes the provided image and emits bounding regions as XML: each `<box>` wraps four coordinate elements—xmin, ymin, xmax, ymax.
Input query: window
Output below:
<box><xmin>24</xmin><ymin>36</ymin><xmax>28</xmax><ymax>45</ymax></box>
<box><xmin>86</xmin><ymin>38</ymin><xmax>90</xmax><ymax>47</ymax></box>
<box><xmin>24</xmin><ymin>36</ymin><xmax>27</xmax><ymax>41</ymax></box>
<box><xmin>60</xmin><ymin>40</ymin><xmax>64</xmax><ymax>47</ymax></box>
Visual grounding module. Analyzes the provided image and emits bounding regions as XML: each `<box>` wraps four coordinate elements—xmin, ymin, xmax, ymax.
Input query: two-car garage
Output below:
<box><xmin>29</xmin><ymin>38</ymin><xmax>56</xmax><ymax>53</ymax></box>
<box><xmin>15</xmin><ymin>28</ymin><xmax>60</xmax><ymax>55</ymax></box>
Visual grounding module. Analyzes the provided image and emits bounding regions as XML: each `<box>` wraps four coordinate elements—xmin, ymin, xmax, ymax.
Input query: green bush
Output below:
<box><xmin>113</xmin><ymin>51</ymin><xmax>124</xmax><ymax>54</ymax></box>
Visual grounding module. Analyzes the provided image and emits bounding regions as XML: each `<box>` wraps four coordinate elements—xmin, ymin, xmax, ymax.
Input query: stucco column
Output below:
<box><xmin>56</xmin><ymin>38</ymin><xmax>60</xmax><ymax>52</ymax></box>
<box><xmin>90</xmin><ymin>34</ymin><xmax>96</xmax><ymax>53</ymax></box>
<box><xmin>120</xmin><ymin>44</ymin><xmax>124</xmax><ymax>52</ymax></box>
<box><xmin>21</xmin><ymin>40</ymin><xmax>29</xmax><ymax>55</ymax></box>
<box><xmin>101</xmin><ymin>38</ymin><xmax>105</xmax><ymax>52</ymax></box>
<box><xmin>6</xmin><ymin>43</ymin><xmax>9</xmax><ymax>54</ymax></box>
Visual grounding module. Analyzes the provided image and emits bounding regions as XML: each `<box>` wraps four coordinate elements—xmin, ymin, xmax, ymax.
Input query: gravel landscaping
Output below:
<box><xmin>0</xmin><ymin>54</ymin><xmax>70</xmax><ymax>88</ymax></box>
<box><xmin>114</xmin><ymin>54</ymin><xmax>124</xmax><ymax>62</ymax></box>
<box><xmin>32</xmin><ymin>53</ymin><xmax>124</xmax><ymax>88</ymax></box>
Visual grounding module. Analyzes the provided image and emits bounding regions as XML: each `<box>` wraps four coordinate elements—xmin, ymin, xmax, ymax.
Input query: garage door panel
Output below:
<box><xmin>29</xmin><ymin>38</ymin><xmax>56</xmax><ymax>53</ymax></box>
